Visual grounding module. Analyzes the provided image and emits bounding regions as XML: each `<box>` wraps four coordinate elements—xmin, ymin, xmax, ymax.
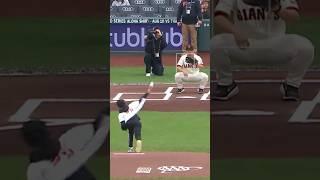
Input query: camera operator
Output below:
<box><xmin>144</xmin><ymin>27</ymin><xmax>168</xmax><ymax>77</ymax></box>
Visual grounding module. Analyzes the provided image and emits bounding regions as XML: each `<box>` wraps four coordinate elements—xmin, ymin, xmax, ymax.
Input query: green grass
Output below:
<box><xmin>214</xmin><ymin>158</ymin><xmax>320</xmax><ymax>180</ymax></box>
<box><xmin>110</xmin><ymin>67</ymin><xmax>210</xmax><ymax>83</ymax></box>
<box><xmin>287</xmin><ymin>17</ymin><xmax>320</xmax><ymax>66</ymax></box>
<box><xmin>0</xmin><ymin>17</ymin><xmax>107</xmax><ymax>69</ymax></box>
<box><xmin>110</xmin><ymin>111</ymin><xmax>210</xmax><ymax>152</ymax></box>
<box><xmin>0</xmin><ymin>155</ymin><xmax>107</xmax><ymax>179</ymax></box>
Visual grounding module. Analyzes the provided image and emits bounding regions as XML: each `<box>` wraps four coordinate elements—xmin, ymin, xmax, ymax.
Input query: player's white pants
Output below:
<box><xmin>211</xmin><ymin>33</ymin><xmax>314</xmax><ymax>87</ymax></box>
<box><xmin>175</xmin><ymin>72</ymin><xmax>209</xmax><ymax>89</ymax></box>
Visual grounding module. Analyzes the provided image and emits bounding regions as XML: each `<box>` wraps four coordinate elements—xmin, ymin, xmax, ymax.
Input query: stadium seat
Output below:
<box><xmin>127</xmin><ymin>13</ymin><xmax>146</xmax><ymax>18</ymax></box>
<box><xmin>131</xmin><ymin>0</ymin><xmax>149</xmax><ymax>6</ymax></box>
<box><xmin>153</xmin><ymin>13</ymin><xmax>163</xmax><ymax>18</ymax></box>
<box><xmin>110</xmin><ymin>6</ymin><xmax>118</xmax><ymax>14</ymax></box>
<box><xmin>150</xmin><ymin>0</ymin><xmax>169</xmax><ymax>6</ymax></box>
<box><xmin>110</xmin><ymin>6</ymin><xmax>124</xmax><ymax>17</ymax></box>
<box><xmin>139</xmin><ymin>5</ymin><xmax>159</xmax><ymax>16</ymax></box>
<box><xmin>170</xmin><ymin>0</ymin><xmax>181</xmax><ymax>6</ymax></box>
<box><xmin>161</xmin><ymin>6</ymin><xmax>176</xmax><ymax>17</ymax></box>
<box><xmin>118</xmin><ymin>5</ymin><xmax>138</xmax><ymax>16</ymax></box>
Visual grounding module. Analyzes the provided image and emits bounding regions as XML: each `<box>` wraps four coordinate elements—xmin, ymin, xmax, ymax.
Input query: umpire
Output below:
<box><xmin>144</xmin><ymin>27</ymin><xmax>168</xmax><ymax>77</ymax></box>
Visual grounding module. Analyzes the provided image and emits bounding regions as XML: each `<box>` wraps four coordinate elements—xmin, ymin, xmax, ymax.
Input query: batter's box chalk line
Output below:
<box><xmin>288</xmin><ymin>91</ymin><xmax>320</xmax><ymax>123</ymax></box>
<box><xmin>112</xmin><ymin>87</ymin><xmax>210</xmax><ymax>101</ymax></box>
<box><xmin>112</xmin><ymin>153</ymin><xmax>145</xmax><ymax>156</ymax></box>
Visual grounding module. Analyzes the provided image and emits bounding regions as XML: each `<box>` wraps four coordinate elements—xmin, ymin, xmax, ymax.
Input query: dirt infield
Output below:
<box><xmin>212</xmin><ymin>71</ymin><xmax>320</xmax><ymax>158</ymax></box>
<box><xmin>111</xmin><ymin>152</ymin><xmax>210</xmax><ymax>177</ymax></box>
<box><xmin>110</xmin><ymin>53</ymin><xmax>210</xmax><ymax>67</ymax></box>
<box><xmin>0</xmin><ymin>74</ymin><xmax>107</xmax><ymax>154</ymax></box>
<box><xmin>110</xmin><ymin>84</ymin><xmax>210</xmax><ymax>111</ymax></box>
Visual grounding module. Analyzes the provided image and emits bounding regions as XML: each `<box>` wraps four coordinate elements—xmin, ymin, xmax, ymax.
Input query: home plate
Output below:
<box><xmin>176</xmin><ymin>96</ymin><xmax>197</xmax><ymax>99</ymax></box>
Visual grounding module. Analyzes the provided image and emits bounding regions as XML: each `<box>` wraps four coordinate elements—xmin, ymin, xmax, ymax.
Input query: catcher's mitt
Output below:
<box><xmin>185</xmin><ymin>57</ymin><xmax>198</xmax><ymax>65</ymax></box>
<box><xmin>243</xmin><ymin>0</ymin><xmax>280</xmax><ymax>10</ymax></box>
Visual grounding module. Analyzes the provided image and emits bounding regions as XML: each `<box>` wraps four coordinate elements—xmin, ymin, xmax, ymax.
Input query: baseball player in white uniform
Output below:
<box><xmin>212</xmin><ymin>0</ymin><xmax>314</xmax><ymax>101</ymax></box>
<box><xmin>23</xmin><ymin>109</ymin><xmax>108</xmax><ymax>180</ymax></box>
<box><xmin>116</xmin><ymin>82</ymin><xmax>154</xmax><ymax>153</ymax></box>
<box><xmin>175</xmin><ymin>46</ymin><xmax>209</xmax><ymax>94</ymax></box>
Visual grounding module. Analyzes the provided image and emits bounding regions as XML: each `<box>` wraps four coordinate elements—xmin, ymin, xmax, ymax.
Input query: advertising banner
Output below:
<box><xmin>110</xmin><ymin>18</ymin><xmax>182</xmax><ymax>51</ymax></box>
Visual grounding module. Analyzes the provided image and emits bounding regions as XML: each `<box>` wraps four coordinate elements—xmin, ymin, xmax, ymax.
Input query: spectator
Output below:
<box><xmin>177</xmin><ymin>0</ymin><xmax>202</xmax><ymax>53</ymax></box>
<box><xmin>201</xmin><ymin>0</ymin><xmax>210</xmax><ymax>19</ymax></box>
<box><xmin>144</xmin><ymin>27</ymin><xmax>168</xmax><ymax>76</ymax></box>
<box><xmin>111</xmin><ymin>0</ymin><xmax>130</xmax><ymax>6</ymax></box>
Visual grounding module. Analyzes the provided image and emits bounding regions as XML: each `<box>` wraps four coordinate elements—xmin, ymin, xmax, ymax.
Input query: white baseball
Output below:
<box><xmin>149</xmin><ymin>81</ymin><xmax>154</xmax><ymax>87</ymax></box>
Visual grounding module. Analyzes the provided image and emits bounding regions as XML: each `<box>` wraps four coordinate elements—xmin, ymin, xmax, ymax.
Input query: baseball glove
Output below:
<box><xmin>185</xmin><ymin>57</ymin><xmax>198</xmax><ymax>65</ymax></box>
<box><xmin>243</xmin><ymin>0</ymin><xmax>280</xmax><ymax>10</ymax></box>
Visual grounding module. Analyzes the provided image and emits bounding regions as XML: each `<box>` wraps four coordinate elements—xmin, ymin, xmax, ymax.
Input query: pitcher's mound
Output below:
<box><xmin>111</xmin><ymin>152</ymin><xmax>210</xmax><ymax>177</ymax></box>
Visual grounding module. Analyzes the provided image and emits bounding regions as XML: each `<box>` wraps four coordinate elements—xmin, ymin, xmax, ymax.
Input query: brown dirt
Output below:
<box><xmin>212</xmin><ymin>75</ymin><xmax>320</xmax><ymax>159</ymax></box>
<box><xmin>110</xmin><ymin>152</ymin><xmax>210</xmax><ymax>177</ymax></box>
<box><xmin>212</xmin><ymin>70</ymin><xmax>320</xmax><ymax>80</ymax></box>
<box><xmin>0</xmin><ymin>74</ymin><xmax>108</xmax><ymax>154</ymax></box>
<box><xmin>110</xmin><ymin>84</ymin><xmax>210</xmax><ymax>112</ymax></box>
<box><xmin>110</xmin><ymin>53</ymin><xmax>210</xmax><ymax>67</ymax></box>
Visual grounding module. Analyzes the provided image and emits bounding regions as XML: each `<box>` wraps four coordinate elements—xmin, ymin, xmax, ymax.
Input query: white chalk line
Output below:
<box><xmin>0</xmin><ymin>119</ymin><xmax>94</xmax><ymax>131</ymax></box>
<box><xmin>112</xmin><ymin>153</ymin><xmax>145</xmax><ymax>156</ymax></box>
<box><xmin>112</xmin><ymin>87</ymin><xmax>210</xmax><ymax>102</ymax></box>
<box><xmin>176</xmin><ymin>96</ymin><xmax>197</xmax><ymax>99</ymax></box>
